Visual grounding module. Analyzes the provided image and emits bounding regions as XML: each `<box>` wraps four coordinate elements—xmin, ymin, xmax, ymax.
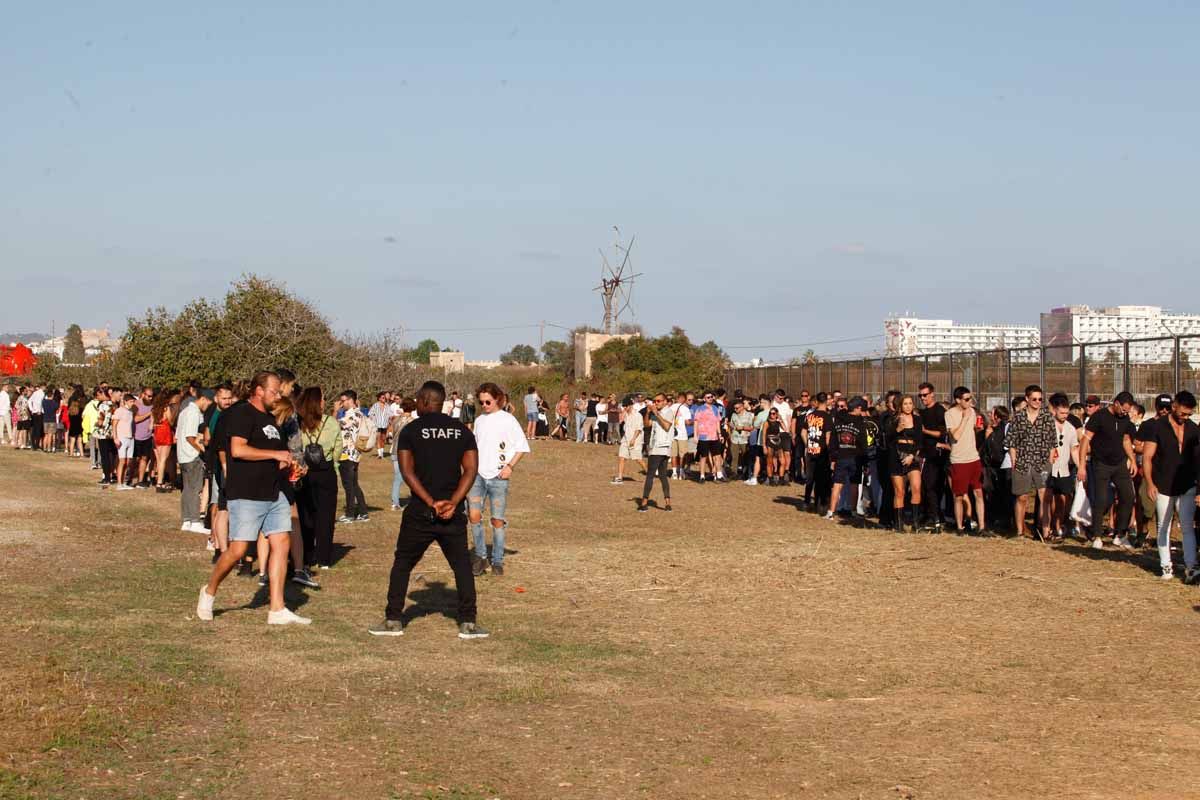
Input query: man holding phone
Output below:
<box><xmin>369</xmin><ymin>381</ymin><xmax>489</xmax><ymax>639</ymax></box>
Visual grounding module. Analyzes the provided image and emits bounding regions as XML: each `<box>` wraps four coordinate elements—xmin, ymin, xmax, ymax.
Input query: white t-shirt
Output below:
<box><xmin>0</xmin><ymin>390</ymin><xmax>9</xmax><ymax>416</ymax></box>
<box><xmin>647</xmin><ymin>415</ymin><xmax>672</xmax><ymax>456</ymax></box>
<box><xmin>1051</xmin><ymin>419</ymin><xmax>1078</xmax><ymax>478</ymax></box>
<box><xmin>473</xmin><ymin>410</ymin><xmax>531</xmax><ymax>479</ymax></box>
<box><xmin>669</xmin><ymin>403</ymin><xmax>691</xmax><ymax>440</ymax></box>
<box><xmin>175</xmin><ymin>402</ymin><xmax>204</xmax><ymax>464</ymax></box>
<box><xmin>771</xmin><ymin>401</ymin><xmax>793</xmax><ymax>431</ymax></box>
<box><xmin>29</xmin><ymin>389</ymin><xmax>44</xmax><ymax>413</ymax></box>
<box><xmin>596</xmin><ymin>401</ymin><xmax>608</xmax><ymax>417</ymax></box>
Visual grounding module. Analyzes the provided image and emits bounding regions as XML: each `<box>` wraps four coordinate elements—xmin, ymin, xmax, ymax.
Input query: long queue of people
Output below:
<box><xmin>551</xmin><ymin>383</ymin><xmax>1200</xmax><ymax>584</ymax></box>
<box><xmin>2</xmin><ymin>376</ymin><xmax>533</xmax><ymax>635</ymax></box>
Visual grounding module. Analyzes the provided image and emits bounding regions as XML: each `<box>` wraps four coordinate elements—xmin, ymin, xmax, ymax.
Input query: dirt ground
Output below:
<box><xmin>3</xmin><ymin>440</ymin><xmax>1199</xmax><ymax>799</ymax></box>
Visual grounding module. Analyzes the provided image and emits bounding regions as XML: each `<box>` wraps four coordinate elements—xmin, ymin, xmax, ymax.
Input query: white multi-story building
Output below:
<box><xmin>1041</xmin><ymin>305</ymin><xmax>1200</xmax><ymax>364</ymax></box>
<box><xmin>884</xmin><ymin>316</ymin><xmax>1040</xmax><ymax>357</ymax></box>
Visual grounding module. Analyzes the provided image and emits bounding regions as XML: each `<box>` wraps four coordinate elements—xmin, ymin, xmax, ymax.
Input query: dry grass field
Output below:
<box><xmin>3</xmin><ymin>440</ymin><xmax>1200</xmax><ymax>799</ymax></box>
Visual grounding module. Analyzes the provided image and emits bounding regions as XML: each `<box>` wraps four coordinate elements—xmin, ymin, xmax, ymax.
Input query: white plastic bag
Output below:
<box><xmin>1070</xmin><ymin>479</ymin><xmax>1092</xmax><ymax>526</ymax></box>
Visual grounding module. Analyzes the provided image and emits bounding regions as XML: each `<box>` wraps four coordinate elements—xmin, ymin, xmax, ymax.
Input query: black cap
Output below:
<box><xmin>848</xmin><ymin>397</ymin><xmax>868</xmax><ymax>411</ymax></box>
<box><xmin>1155</xmin><ymin>393</ymin><xmax>1173</xmax><ymax>410</ymax></box>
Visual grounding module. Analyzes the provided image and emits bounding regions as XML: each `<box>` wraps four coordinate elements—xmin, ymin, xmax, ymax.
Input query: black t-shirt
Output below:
<box><xmin>832</xmin><ymin>412</ymin><xmax>868</xmax><ymax>461</ymax></box>
<box><xmin>888</xmin><ymin>413</ymin><xmax>924</xmax><ymax>459</ymax></box>
<box><xmin>1143</xmin><ymin>415</ymin><xmax>1200</xmax><ymax>496</ymax></box>
<box><xmin>1066</xmin><ymin>415</ymin><xmax>1083</xmax><ymax>430</ymax></box>
<box><xmin>919</xmin><ymin>403</ymin><xmax>947</xmax><ymax>458</ymax></box>
<box><xmin>223</xmin><ymin>400</ymin><xmax>287</xmax><ymax>502</ymax></box>
<box><xmin>586</xmin><ymin>400</ymin><xmax>598</xmax><ymax>418</ymax></box>
<box><xmin>1084</xmin><ymin>407</ymin><xmax>1135</xmax><ymax>467</ymax></box>
<box><xmin>396</xmin><ymin>412</ymin><xmax>477</xmax><ymax>515</ymax></box>
<box><xmin>805</xmin><ymin>409</ymin><xmax>832</xmax><ymax>456</ymax></box>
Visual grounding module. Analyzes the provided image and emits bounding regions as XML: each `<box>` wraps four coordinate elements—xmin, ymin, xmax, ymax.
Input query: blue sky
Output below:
<box><xmin>2</xmin><ymin>2</ymin><xmax>1196</xmax><ymax>360</ymax></box>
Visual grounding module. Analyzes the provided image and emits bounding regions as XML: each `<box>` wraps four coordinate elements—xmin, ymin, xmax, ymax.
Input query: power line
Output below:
<box><xmin>723</xmin><ymin>334</ymin><xmax>883</xmax><ymax>350</ymax></box>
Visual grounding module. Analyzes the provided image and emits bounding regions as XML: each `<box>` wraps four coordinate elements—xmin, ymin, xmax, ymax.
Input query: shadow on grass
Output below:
<box><xmin>402</xmin><ymin>580</ymin><xmax>460</xmax><ymax>625</ymax></box>
<box><xmin>1053</xmin><ymin>541</ymin><xmax>1161</xmax><ymax>576</ymax></box>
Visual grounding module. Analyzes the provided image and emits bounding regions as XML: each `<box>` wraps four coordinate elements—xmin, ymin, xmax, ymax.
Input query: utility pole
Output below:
<box><xmin>538</xmin><ymin>320</ymin><xmax>545</xmax><ymax>351</ymax></box>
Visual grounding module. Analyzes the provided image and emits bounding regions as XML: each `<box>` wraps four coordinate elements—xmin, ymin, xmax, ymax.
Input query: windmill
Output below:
<box><xmin>594</xmin><ymin>226</ymin><xmax>642</xmax><ymax>335</ymax></box>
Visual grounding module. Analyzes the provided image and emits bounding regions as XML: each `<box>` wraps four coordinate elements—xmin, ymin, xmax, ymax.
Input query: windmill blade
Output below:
<box><xmin>612</xmin><ymin>235</ymin><xmax>635</xmax><ymax>278</ymax></box>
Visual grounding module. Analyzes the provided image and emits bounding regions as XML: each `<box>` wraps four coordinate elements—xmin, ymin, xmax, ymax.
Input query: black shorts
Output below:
<box><xmin>833</xmin><ymin>457</ymin><xmax>863</xmax><ymax>486</ymax></box>
<box><xmin>697</xmin><ymin>440</ymin><xmax>723</xmax><ymax>457</ymax></box>
<box><xmin>134</xmin><ymin>438</ymin><xmax>154</xmax><ymax>458</ymax></box>
<box><xmin>1048</xmin><ymin>475</ymin><xmax>1075</xmax><ymax>496</ymax></box>
<box><xmin>778</xmin><ymin>432</ymin><xmax>793</xmax><ymax>451</ymax></box>
<box><xmin>17</xmin><ymin>420</ymin><xmax>30</xmax><ymax>431</ymax></box>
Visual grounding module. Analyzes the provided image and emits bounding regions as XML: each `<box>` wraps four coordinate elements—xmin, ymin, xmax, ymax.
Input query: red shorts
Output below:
<box><xmin>950</xmin><ymin>460</ymin><xmax>983</xmax><ymax>496</ymax></box>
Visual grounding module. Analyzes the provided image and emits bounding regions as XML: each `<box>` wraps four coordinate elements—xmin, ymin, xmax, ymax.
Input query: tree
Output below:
<box><xmin>408</xmin><ymin>339</ymin><xmax>440</xmax><ymax>366</ymax></box>
<box><xmin>63</xmin><ymin>324</ymin><xmax>86</xmax><ymax>364</ymax></box>
<box><xmin>541</xmin><ymin>340</ymin><xmax>570</xmax><ymax>371</ymax></box>
<box><xmin>501</xmin><ymin>344</ymin><xmax>538</xmax><ymax>365</ymax></box>
<box><xmin>589</xmin><ymin>328</ymin><xmax>729</xmax><ymax>390</ymax></box>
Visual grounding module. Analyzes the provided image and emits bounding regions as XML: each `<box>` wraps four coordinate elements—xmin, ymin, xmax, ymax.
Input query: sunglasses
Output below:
<box><xmin>918</xmin><ymin>392</ymin><xmax>931</xmax><ymax>398</ymax></box>
<box><xmin>480</xmin><ymin>399</ymin><xmax>496</xmax><ymax>406</ymax></box>
<box><xmin>960</xmin><ymin>396</ymin><xmax>972</xmax><ymax>402</ymax></box>
<box><xmin>1028</xmin><ymin>396</ymin><xmax>1043</xmax><ymax>402</ymax></box>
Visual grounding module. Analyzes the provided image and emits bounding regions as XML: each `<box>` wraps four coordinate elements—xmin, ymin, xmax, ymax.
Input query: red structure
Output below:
<box><xmin>0</xmin><ymin>343</ymin><xmax>37</xmax><ymax>377</ymax></box>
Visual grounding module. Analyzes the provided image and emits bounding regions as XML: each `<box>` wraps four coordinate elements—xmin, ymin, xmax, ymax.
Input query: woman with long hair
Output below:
<box><xmin>296</xmin><ymin>386</ymin><xmax>341</xmax><ymax>574</ymax></box>
<box><xmin>152</xmin><ymin>389</ymin><xmax>176</xmax><ymax>491</ymax></box>
<box><xmin>66</xmin><ymin>387</ymin><xmax>85</xmax><ymax>457</ymax></box>
<box><xmin>887</xmin><ymin>394</ymin><xmax>924</xmax><ymax>532</ymax></box>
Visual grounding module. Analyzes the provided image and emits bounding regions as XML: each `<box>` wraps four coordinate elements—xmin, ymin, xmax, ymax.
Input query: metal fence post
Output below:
<box><xmin>1079</xmin><ymin>347</ymin><xmax>1087</xmax><ymax>402</ymax></box>
<box><xmin>863</xmin><ymin>357</ymin><xmax>869</xmax><ymax>396</ymax></box>
<box><xmin>901</xmin><ymin>357</ymin><xmax>907</xmax><ymax>392</ymax></box>
<box><xmin>923</xmin><ymin>355</ymin><xmax>929</xmax><ymax>383</ymax></box>
<box><xmin>1122</xmin><ymin>340</ymin><xmax>1130</xmax><ymax>393</ymax></box>
<box><xmin>1176</xmin><ymin>336</ymin><xmax>1182</xmax><ymax>391</ymax></box>
<box><xmin>1006</xmin><ymin>349</ymin><xmax>1013</xmax><ymax>403</ymax></box>
<box><xmin>1039</xmin><ymin>346</ymin><xmax>1046</xmax><ymax>389</ymax></box>
<box><xmin>975</xmin><ymin>351</ymin><xmax>982</xmax><ymax>398</ymax></box>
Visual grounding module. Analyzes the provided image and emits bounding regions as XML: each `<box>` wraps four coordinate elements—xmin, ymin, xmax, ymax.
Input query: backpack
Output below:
<box><xmin>303</xmin><ymin>416</ymin><xmax>333</xmax><ymax>471</ymax></box>
<box><xmin>354</xmin><ymin>412</ymin><xmax>376</xmax><ymax>453</ymax></box>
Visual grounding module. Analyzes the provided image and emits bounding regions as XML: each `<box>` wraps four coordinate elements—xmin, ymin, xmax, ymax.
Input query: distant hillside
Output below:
<box><xmin>0</xmin><ymin>332</ymin><xmax>48</xmax><ymax>344</ymax></box>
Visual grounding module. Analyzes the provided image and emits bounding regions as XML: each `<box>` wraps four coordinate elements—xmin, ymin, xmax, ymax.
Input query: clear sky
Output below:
<box><xmin>2</xmin><ymin>2</ymin><xmax>1197</xmax><ymax>360</ymax></box>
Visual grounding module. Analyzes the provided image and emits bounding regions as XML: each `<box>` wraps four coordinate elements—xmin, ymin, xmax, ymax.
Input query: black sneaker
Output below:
<box><xmin>257</xmin><ymin>570</ymin><xmax>269</xmax><ymax>587</ymax></box>
<box><xmin>458</xmin><ymin>622</ymin><xmax>490</xmax><ymax>639</ymax></box>
<box><xmin>491</xmin><ymin>563</ymin><xmax>504</xmax><ymax>577</ymax></box>
<box><xmin>637</xmin><ymin>503</ymin><xmax>648</xmax><ymax>513</ymax></box>
<box><xmin>355</xmin><ymin>514</ymin><xmax>370</xmax><ymax>522</ymax></box>
<box><xmin>291</xmin><ymin>568</ymin><xmax>320</xmax><ymax>589</ymax></box>
<box><xmin>368</xmin><ymin>619</ymin><xmax>405</xmax><ymax>637</ymax></box>
<box><xmin>237</xmin><ymin>561</ymin><xmax>254</xmax><ymax>577</ymax></box>
<box><xmin>472</xmin><ymin>557</ymin><xmax>487</xmax><ymax>577</ymax></box>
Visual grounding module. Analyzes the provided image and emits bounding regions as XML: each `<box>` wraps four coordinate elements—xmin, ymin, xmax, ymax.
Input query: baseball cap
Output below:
<box><xmin>848</xmin><ymin>397</ymin><xmax>868</xmax><ymax>411</ymax></box>
<box><xmin>1085</xmin><ymin>395</ymin><xmax>1101</xmax><ymax>405</ymax></box>
<box><xmin>1155</xmin><ymin>393</ymin><xmax>1173</xmax><ymax>410</ymax></box>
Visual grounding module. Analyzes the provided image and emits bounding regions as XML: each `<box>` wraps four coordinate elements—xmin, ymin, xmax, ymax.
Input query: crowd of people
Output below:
<box><xmin>546</xmin><ymin>382</ymin><xmax>1199</xmax><ymax>584</ymax></box>
<box><xmin>1</xmin><ymin>375</ymin><xmax>532</xmax><ymax>635</ymax></box>
<box><xmin>5</xmin><ymin>373</ymin><xmax>1198</xmax><ymax>634</ymax></box>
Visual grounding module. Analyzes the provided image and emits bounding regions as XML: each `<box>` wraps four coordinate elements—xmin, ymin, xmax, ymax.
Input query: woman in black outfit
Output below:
<box><xmin>296</xmin><ymin>387</ymin><xmax>341</xmax><ymax>572</ymax></box>
<box><xmin>887</xmin><ymin>394</ymin><xmax>924</xmax><ymax>532</ymax></box>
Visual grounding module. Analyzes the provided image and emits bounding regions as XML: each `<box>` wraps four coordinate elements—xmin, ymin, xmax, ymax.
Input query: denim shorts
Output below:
<box><xmin>526</xmin><ymin>412</ymin><xmax>537</xmax><ymax>422</ymax></box>
<box><xmin>468</xmin><ymin>475</ymin><xmax>510</xmax><ymax>521</ymax></box>
<box><xmin>228</xmin><ymin>493</ymin><xmax>291</xmax><ymax>542</ymax></box>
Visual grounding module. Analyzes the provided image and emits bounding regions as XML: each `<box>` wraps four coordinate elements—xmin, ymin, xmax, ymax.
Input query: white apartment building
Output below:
<box><xmin>884</xmin><ymin>316</ymin><xmax>1040</xmax><ymax>357</ymax></box>
<box><xmin>1041</xmin><ymin>305</ymin><xmax>1200</xmax><ymax>364</ymax></box>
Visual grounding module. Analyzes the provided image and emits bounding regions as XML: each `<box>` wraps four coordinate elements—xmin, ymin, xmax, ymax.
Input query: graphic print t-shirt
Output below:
<box><xmin>805</xmin><ymin>410</ymin><xmax>832</xmax><ymax>456</ymax></box>
<box><xmin>396</xmin><ymin>412</ymin><xmax>477</xmax><ymax>514</ymax></box>
<box><xmin>832</xmin><ymin>413</ymin><xmax>868</xmax><ymax>461</ymax></box>
<box><xmin>223</xmin><ymin>401</ymin><xmax>287</xmax><ymax>502</ymax></box>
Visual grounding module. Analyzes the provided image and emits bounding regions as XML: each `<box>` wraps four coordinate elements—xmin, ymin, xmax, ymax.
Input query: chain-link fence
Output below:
<box><xmin>725</xmin><ymin>336</ymin><xmax>1199</xmax><ymax>410</ymax></box>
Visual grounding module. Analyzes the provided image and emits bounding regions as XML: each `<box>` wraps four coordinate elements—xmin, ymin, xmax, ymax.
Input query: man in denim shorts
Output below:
<box><xmin>469</xmin><ymin>382</ymin><xmax>531</xmax><ymax>577</ymax></box>
<box><xmin>196</xmin><ymin>371</ymin><xmax>311</xmax><ymax>626</ymax></box>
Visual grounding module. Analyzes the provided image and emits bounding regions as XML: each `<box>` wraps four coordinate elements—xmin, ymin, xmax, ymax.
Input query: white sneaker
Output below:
<box><xmin>611</xmin><ymin>477</ymin><xmax>623</xmax><ymax>485</ymax></box>
<box><xmin>744</xmin><ymin>477</ymin><xmax>758</xmax><ymax>486</ymax></box>
<box><xmin>205</xmin><ymin>538</ymin><xmax>215</xmax><ymax>552</ymax></box>
<box><xmin>190</xmin><ymin>522</ymin><xmax>211</xmax><ymax>535</ymax></box>
<box><xmin>1090</xmin><ymin>537</ymin><xmax>1104</xmax><ymax>550</ymax></box>
<box><xmin>1160</xmin><ymin>565</ymin><xmax>1175</xmax><ymax>581</ymax></box>
<box><xmin>823</xmin><ymin>511</ymin><xmax>835</xmax><ymax>520</ymax></box>
<box><xmin>267</xmin><ymin>607</ymin><xmax>312</xmax><ymax>626</ymax></box>
<box><xmin>116</xmin><ymin>484</ymin><xmax>133</xmax><ymax>491</ymax></box>
<box><xmin>181</xmin><ymin>521</ymin><xmax>192</xmax><ymax>532</ymax></box>
<box><xmin>196</xmin><ymin>586</ymin><xmax>215</xmax><ymax>621</ymax></box>
<box><xmin>1113</xmin><ymin>535</ymin><xmax>1134</xmax><ymax>551</ymax></box>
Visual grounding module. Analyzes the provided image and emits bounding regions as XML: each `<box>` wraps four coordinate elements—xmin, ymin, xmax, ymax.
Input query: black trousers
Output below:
<box><xmin>30</xmin><ymin>413</ymin><xmax>43</xmax><ymax>449</ymax></box>
<box><xmin>642</xmin><ymin>454</ymin><xmax>671</xmax><ymax>500</ymax></box>
<box><xmin>921</xmin><ymin>454</ymin><xmax>948</xmax><ymax>525</ymax></box>
<box><xmin>339</xmin><ymin>460</ymin><xmax>366</xmax><ymax>517</ymax></box>
<box><xmin>1092</xmin><ymin>460</ymin><xmax>1135</xmax><ymax>535</ymax></box>
<box><xmin>804</xmin><ymin>453</ymin><xmax>831</xmax><ymax>506</ymax></box>
<box><xmin>385</xmin><ymin>509</ymin><xmax>477</xmax><ymax>624</ymax></box>
<box><xmin>99</xmin><ymin>438</ymin><xmax>116</xmax><ymax>480</ymax></box>
<box><xmin>299</xmin><ymin>468</ymin><xmax>338</xmax><ymax>566</ymax></box>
